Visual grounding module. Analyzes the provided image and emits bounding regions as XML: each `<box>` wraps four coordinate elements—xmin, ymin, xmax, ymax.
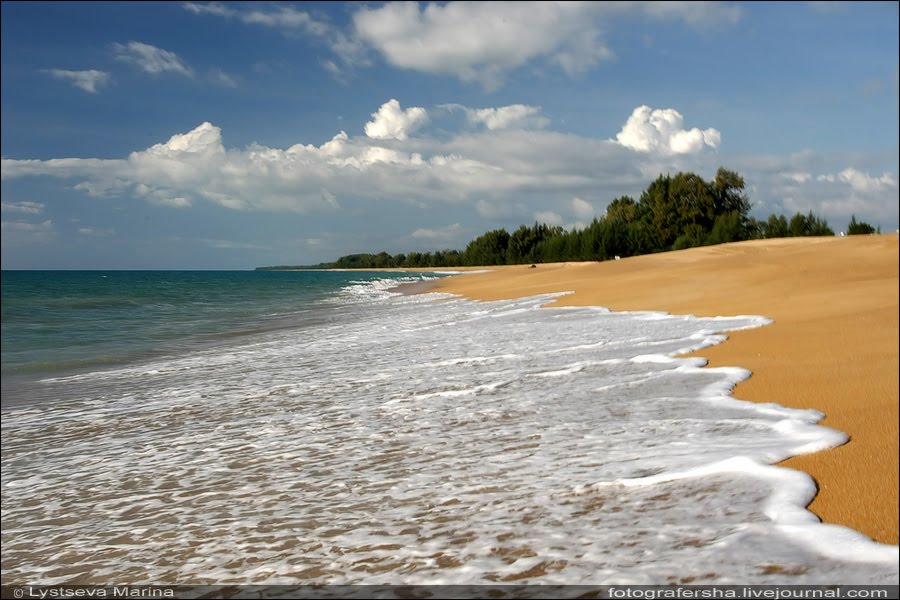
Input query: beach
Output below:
<box><xmin>3</xmin><ymin>256</ymin><xmax>898</xmax><ymax>584</ymax></box>
<box><xmin>430</xmin><ymin>234</ymin><xmax>899</xmax><ymax>545</ymax></box>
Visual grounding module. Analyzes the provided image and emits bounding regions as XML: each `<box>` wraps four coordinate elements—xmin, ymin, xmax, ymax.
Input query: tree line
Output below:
<box><xmin>258</xmin><ymin>168</ymin><xmax>879</xmax><ymax>270</ymax></box>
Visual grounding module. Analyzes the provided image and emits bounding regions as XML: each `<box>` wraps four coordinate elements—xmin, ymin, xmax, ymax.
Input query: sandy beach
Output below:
<box><xmin>429</xmin><ymin>235</ymin><xmax>899</xmax><ymax>545</ymax></box>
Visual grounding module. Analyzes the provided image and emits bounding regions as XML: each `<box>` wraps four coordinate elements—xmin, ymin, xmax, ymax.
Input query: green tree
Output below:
<box><xmin>638</xmin><ymin>174</ymin><xmax>675</xmax><ymax>251</ymax></box>
<box><xmin>507</xmin><ymin>223</ymin><xmax>562</xmax><ymax>263</ymax></box>
<box><xmin>847</xmin><ymin>215</ymin><xmax>876</xmax><ymax>235</ymax></box>
<box><xmin>789</xmin><ymin>212</ymin><xmax>811</xmax><ymax>236</ymax></box>
<box><xmin>308</xmin><ymin>168</ymin><xmax>849</xmax><ymax>271</ymax></box>
<box><xmin>605</xmin><ymin>196</ymin><xmax>639</xmax><ymax>224</ymax></box>
<box><xmin>705</xmin><ymin>212</ymin><xmax>749</xmax><ymax>245</ymax></box>
<box><xmin>673</xmin><ymin>224</ymin><xmax>708</xmax><ymax>250</ymax></box>
<box><xmin>464</xmin><ymin>229</ymin><xmax>511</xmax><ymax>265</ymax></box>
<box><xmin>765</xmin><ymin>214</ymin><xmax>789</xmax><ymax>238</ymax></box>
<box><xmin>712</xmin><ymin>167</ymin><xmax>750</xmax><ymax>216</ymax></box>
<box><xmin>670</xmin><ymin>171</ymin><xmax>717</xmax><ymax>232</ymax></box>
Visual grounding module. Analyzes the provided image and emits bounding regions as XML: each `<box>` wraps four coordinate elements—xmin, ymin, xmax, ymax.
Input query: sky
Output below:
<box><xmin>1</xmin><ymin>1</ymin><xmax>898</xmax><ymax>270</ymax></box>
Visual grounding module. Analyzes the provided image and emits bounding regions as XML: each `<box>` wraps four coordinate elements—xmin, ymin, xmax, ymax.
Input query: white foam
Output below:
<box><xmin>1</xmin><ymin>285</ymin><xmax>896</xmax><ymax>585</ymax></box>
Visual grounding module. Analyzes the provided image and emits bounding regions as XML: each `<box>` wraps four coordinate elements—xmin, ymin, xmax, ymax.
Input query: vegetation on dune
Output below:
<box><xmin>258</xmin><ymin>167</ymin><xmax>849</xmax><ymax>270</ymax></box>
<box><xmin>847</xmin><ymin>215</ymin><xmax>878</xmax><ymax>235</ymax></box>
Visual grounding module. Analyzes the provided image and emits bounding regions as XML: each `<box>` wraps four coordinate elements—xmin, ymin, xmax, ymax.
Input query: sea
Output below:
<box><xmin>1</xmin><ymin>270</ymin><xmax>897</xmax><ymax>586</ymax></box>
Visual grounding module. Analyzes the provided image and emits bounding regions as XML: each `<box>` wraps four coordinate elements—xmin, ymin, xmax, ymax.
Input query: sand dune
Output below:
<box><xmin>431</xmin><ymin>235</ymin><xmax>899</xmax><ymax>545</ymax></box>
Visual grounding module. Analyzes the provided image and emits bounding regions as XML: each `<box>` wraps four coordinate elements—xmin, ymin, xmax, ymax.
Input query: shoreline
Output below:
<box><xmin>426</xmin><ymin>235</ymin><xmax>899</xmax><ymax>545</ymax></box>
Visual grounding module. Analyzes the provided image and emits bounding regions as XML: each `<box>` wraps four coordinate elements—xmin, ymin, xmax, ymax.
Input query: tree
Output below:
<box><xmin>765</xmin><ymin>214</ymin><xmax>789</xmax><ymax>238</ymax></box>
<box><xmin>507</xmin><ymin>223</ymin><xmax>561</xmax><ymax>263</ymax></box>
<box><xmin>670</xmin><ymin>171</ymin><xmax>718</xmax><ymax>232</ymax></box>
<box><xmin>705</xmin><ymin>212</ymin><xmax>749</xmax><ymax>245</ymax></box>
<box><xmin>712</xmin><ymin>167</ymin><xmax>750</xmax><ymax>216</ymax></box>
<box><xmin>464</xmin><ymin>229</ymin><xmax>510</xmax><ymax>265</ymax></box>
<box><xmin>673</xmin><ymin>224</ymin><xmax>708</xmax><ymax>250</ymax></box>
<box><xmin>639</xmin><ymin>174</ymin><xmax>675</xmax><ymax>251</ymax></box>
<box><xmin>807</xmin><ymin>211</ymin><xmax>834</xmax><ymax>236</ymax></box>
<box><xmin>847</xmin><ymin>215</ymin><xmax>876</xmax><ymax>235</ymax></box>
<box><xmin>605</xmin><ymin>196</ymin><xmax>639</xmax><ymax>224</ymax></box>
<box><xmin>304</xmin><ymin>168</ymin><xmax>843</xmax><ymax>270</ymax></box>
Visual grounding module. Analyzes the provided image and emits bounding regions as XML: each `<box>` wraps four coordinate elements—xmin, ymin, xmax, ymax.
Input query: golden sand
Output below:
<box><xmin>430</xmin><ymin>235</ymin><xmax>899</xmax><ymax>545</ymax></box>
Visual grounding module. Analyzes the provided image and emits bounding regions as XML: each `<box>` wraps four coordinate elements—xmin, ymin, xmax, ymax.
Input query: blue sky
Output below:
<box><xmin>2</xmin><ymin>1</ymin><xmax>898</xmax><ymax>269</ymax></box>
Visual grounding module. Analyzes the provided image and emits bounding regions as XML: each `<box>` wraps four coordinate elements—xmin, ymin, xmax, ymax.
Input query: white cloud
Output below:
<box><xmin>113</xmin><ymin>42</ymin><xmax>194</xmax><ymax>77</ymax></box>
<box><xmin>2</xmin><ymin>102</ymin><xmax>895</xmax><ymax>232</ymax></box>
<box><xmin>242</xmin><ymin>5</ymin><xmax>329</xmax><ymax>35</ymax></box>
<box><xmin>534</xmin><ymin>211</ymin><xmax>564</xmax><ymax>226</ymax></box>
<box><xmin>364</xmin><ymin>99</ymin><xmax>428</xmax><ymax>140</ymax></box>
<box><xmin>182</xmin><ymin>2</ymin><xmax>234</xmax><ymax>17</ymax></box>
<box><xmin>352</xmin><ymin>1</ymin><xmax>606</xmax><ymax>86</ymax></box>
<box><xmin>183</xmin><ymin>2</ymin><xmax>366</xmax><ymax>78</ymax></box>
<box><xmin>1</xmin><ymin>201</ymin><xmax>45</xmax><ymax>214</ymax></box>
<box><xmin>184</xmin><ymin>2</ymin><xmax>741</xmax><ymax>87</ymax></box>
<box><xmin>0</xmin><ymin>105</ymin><xmax>689</xmax><ymax>216</ymax></box>
<box><xmin>208</xmin><ymin>68</ymin><xmax>238</xmax><ymax>88</ymax></box>
<box><xmin>615</xmin><ymin>105</ymin><xmax>721</xmax><ymax>154</ymax></box>
<box><xmin>352</xmin><ymin>2</ymin><xmax>740</xmax><ymax>86</ymax></box>
<box><xmin>200</xmin><ymin>238</ymin><xmax>270</xmax><ymax>250</ymax></box>
<box><xmin>803</xmin><ymin>168</ymin><xmax>899</xmax><ymax>225</ymax></box>
<box><xmin>465</xmin><ymin>104</ymin><xmax>549</xmax><ymax>130</ymax></box>
<box><xmin>836</xmin><ymin>168</ymin><xmax>897</xmax><ymax>193</ymax></box>
<box><xmin>782</xmin><ymin>172</ymin><xmax>812</xmax><ymax>184</ymax></box>
<box><xmin>572</xmin><ymin>197</ymin><xmax>595</xmax><ymax>220</ymax></box>
<box><xmin>1</xmin><ymin>219</ymin><xmax>53</xmax><ymax>232</ymax></box>
<box><xmin>78</xmin><ymin>227</ymin><xmax>115</xmax><ymax>237</ymax></box>
<box><xmin>42</xmin><ymin>69</ymin><xmax>110</xmax><ymax>93</ymax></box>
<box><xmin>750</xmin><ymin>160</ymin><xmax>899</xmax><ymax>230</ymax></box>
<box><xmin>1</xmin><ymin>219</ymin><xmax>55</xmax><ymax>243</ymax></box>
<box><xmin>184</xmin><ymin>2</ymin><xmax>329</xmax><ymax>34</ymax></box>
<box><xmin>412</xmin><ymin>223</ymin><xmax>463</xmax><ymax>242</ymax></box>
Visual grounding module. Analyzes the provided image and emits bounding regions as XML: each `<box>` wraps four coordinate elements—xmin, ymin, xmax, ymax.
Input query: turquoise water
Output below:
<box><xmin>0</xmin><ymin>270</ymin><xmax>438</xmax><ymax>402</ymax></box>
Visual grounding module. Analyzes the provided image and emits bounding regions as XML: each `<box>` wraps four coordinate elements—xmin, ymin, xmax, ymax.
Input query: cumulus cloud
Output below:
<box><xmin>352</xmin><ymin>1</ymin><xmax>609</xmax><ymax>86</ymax></box>
<box><xmin>571</xmin><ymin>197</ymin><xmax>595</xmax><ymax>220</ymax></box>
<box><xmin>615</xmin><ymin>105</ymin><xmax>721</xmax><ymax>154</ymax></box>
<box><xmin>42</xmin><ymin>69</ymin><xmax>110</xmax><ymax>93</ymax></box>
<box><xmin>748</xmin><ymin>158</ymin><xmax>899</xmax><ymax>230</ymax></box>
<box><xmin>412</xmin><ymin>223</ymin><xmax>463</xmax><ymax>242</ymax></box>
<box><xmin>2</xmin><ymin>101</ymin><xmax>895</xmax><ymax>231</ymax></box>
<box><xmin>364</xmin><ymin>99</ymin><xmax>428</xmax><ymax>140</ymax></box>
<box><xmin>0</xmin><ymin>107</ymin><xmax>638</xmax><ymax>215</ymax></box>
<box><xmin>465</xmin><ymin>104</ymin><xmax>549</xmax><ymax>130</ymax></box>
<box><xmin>2</xmin><ymin>201</ymin><xmax>45</xmax><ymax>214</ymax></box>
<box><xmin>782</xmin><ymin>172</ymin><xmax>813</xmax><ymax>184</ymax></box>
<box><xmin>835</xmin><ymin>168</ymin><xmax>897</xmax><ymax>193</ymax></box>
<box><xmin>533</xmin><ymin>211</ymin><xmax>564</xmax><ymax>226</ymax></box>
<box><xmin>352</xmin><ymin>2</ymin><xmax>740</xmax><ymax>86</ymax></box>
<box><xmin>184</xmin><ymin>2</ymin><xmax>740</xmax><ymax>87</ymax></box>
<box><xmin>1</xmin><ymin>219</ymin><xmax>55</xmax><ymax>243</ymax></box>
<box><xmin>2</xmin><ymin>220</ymin><xmax>52</xmax><ymax>231</ymax></box>
<box><xmin>113</xmin><ymin>42</ymin><xmax>194</xmax><ymax>77</ymax></box>
<box><xmin>797</xmin><ymin>168</ymin><xmax>899</xmax><ymax>226</ymax></box>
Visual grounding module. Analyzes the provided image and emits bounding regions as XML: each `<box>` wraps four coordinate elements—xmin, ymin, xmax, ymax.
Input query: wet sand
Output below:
<box><xmin>428</xmin><ymin>235</ymin><xmax>899</xmax><ymax>545</ymax></box>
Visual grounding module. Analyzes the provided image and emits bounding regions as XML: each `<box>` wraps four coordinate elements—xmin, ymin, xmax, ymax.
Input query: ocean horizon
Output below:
<box><xmin>1</xmin><ymin>270</ymin><xmax>897</xmax><ymax>585</ymax></box>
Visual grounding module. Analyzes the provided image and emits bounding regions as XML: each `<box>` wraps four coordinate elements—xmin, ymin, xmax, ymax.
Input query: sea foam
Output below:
<box><xmin>1</xmin><ymin>281</ymin><xmax>897</xmax><ymax>585</ymax></box>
